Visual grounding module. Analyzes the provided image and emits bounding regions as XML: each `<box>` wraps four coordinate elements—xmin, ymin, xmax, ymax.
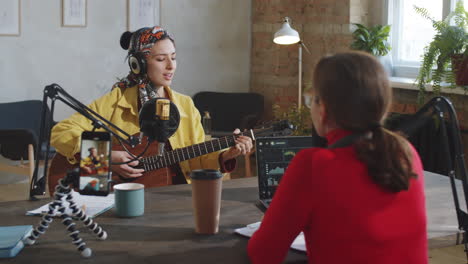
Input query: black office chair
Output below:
<box><xmin>193</xmin><ymin>92</ymin><xmax>264</xmax><ymax>178</ymax></box>
<box><xmin>0</xmin><ymin>100</ymin><xmax>55</xmax><ymax>192</ymax></box>
<box><xmin>193</xmin><ymin>91</ymin><xmax>264</xmax><ymax>137</ymax></box>
<box><xmin>387</xmin><ymin>96</ymin><xmax>468</xmax><ymax>259</ymax></box>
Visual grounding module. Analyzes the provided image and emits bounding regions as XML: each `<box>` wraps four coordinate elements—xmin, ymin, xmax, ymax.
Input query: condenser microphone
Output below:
<box><xmin>155</xmin><ymin>99</ymin><xmax>170</xmax><ymax>156</ymax></box>
<box><xmin>139</xmin><ymin>98</ymin><xmax>180</xmax><ymax>156</ymax></box>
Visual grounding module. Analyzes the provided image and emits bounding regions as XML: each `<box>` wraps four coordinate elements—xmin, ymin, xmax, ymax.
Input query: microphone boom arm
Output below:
<box><xmin>29</xmin><ymin>83</ymin><xmax>140</xmax><ymax>198</ymax></box>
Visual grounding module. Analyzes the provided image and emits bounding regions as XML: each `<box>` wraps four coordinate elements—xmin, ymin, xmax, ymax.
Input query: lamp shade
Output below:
<box><xmin>273</xmin><ymin>17</ymin><xmax>300</xmax><ymax>45</ymax></box>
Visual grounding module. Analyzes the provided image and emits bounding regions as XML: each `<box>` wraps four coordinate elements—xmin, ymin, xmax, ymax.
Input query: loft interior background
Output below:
<box><xmin>0</xmin><ymin>0</ymin><xmax>251</xmax><ymax>121</ymax></box>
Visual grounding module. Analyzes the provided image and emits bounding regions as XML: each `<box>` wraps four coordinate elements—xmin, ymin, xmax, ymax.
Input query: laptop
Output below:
<box><xmin>255</xmin><ymin>136</ymin><xmax>317</xmax><ymax>212</ymax></box>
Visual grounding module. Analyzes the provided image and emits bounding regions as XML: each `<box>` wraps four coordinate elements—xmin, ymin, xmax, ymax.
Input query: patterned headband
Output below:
<box><xmin>113</xmin><ymin>26</ymin><xmax>173</xmax><ymax>92</ymax></box>
<box><xmin>129</xmin><ymin>26</ymin><xmax>172</xmax><ymax>54</ymax></box>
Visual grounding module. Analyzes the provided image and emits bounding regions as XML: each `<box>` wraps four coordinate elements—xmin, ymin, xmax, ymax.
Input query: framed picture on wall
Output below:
<box><xmin>0</xmin><ymin>0</ymin><xmax>21</xmax><ymax>36</ymax></box>
<box><xmin>62</xmin><ymin>0</ymin><xmax>87</xmax><ymax>27</ymax></box>
<box><xmin>127</xmin><ymin>0</ymin><xmax>160</xmax><ymax>31</ymax></box>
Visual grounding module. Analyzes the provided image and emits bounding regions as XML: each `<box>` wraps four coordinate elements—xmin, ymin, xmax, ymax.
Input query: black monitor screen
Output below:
<box><xmin>256</xmin><ymin>136</ymin><xmax>315</xmax><ymax>200</ymax></box>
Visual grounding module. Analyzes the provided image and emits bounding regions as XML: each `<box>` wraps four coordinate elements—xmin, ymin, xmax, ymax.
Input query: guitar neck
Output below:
<box><xmin>139</xmin><ymin>130</ymin><xmax>255</xmax><ymax>171</ymax></box>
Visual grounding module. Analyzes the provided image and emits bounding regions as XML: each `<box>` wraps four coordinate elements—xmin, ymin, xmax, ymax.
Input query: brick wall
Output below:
<box><xmin>392</xmin><ymin>89</ymin><xmax>468</xmax><ymax>129</ymax></box>
<box><xmin>251</xmin><ymin>0</ymin><xmax>354</xmax><ymax>119</ymax></box>
<box><xmin>350</xmin><ymin>0</ymin><xmax>370</xmax><ymax>24</ymax></box>
<box><xmin>250</xmin><ymin>0</ymin><xmax>468</xmax><ymax>170</ymax></box>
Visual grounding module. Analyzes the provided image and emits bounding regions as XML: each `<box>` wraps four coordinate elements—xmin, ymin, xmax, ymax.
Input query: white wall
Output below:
<box><xmin>0</xmin><ymin>0</ymin><xmax>251</xmax><ymax>120</ymax></box>
<box><xmin>162</xmin><ymin>0</ymin><xmax>251</xmax><ymax>98</ymax></box>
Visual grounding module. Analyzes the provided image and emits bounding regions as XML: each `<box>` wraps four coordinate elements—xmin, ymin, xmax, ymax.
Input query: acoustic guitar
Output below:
<box><xmin>48</xmin><ymin>121</ymin><xmax>292</xmax><ymax>194</ymax></box>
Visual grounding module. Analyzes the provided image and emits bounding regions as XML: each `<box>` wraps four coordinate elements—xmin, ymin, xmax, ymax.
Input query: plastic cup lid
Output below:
<box><xmin>189</xmin><ymin>169</ymin><xmax>223</xmax><ymax>180</ymax></box>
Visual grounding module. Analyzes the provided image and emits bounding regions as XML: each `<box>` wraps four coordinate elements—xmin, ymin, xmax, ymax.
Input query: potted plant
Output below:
<box><xmin>272</xmin><ymin>80</ymin><xmax>313</xmax><ymax>136</ymax></box>
<box><xmin>273</xmin><ymin>104</ymin><xmax>311</xmax><ymax>136</ymax></box>
<box><xmin>415</xmin><ymin>1</ymin><xmax>468</xmax><ymax>103</ymax></box>
<box><xmin>350</xmin><ymin>23</ymin><xmax>392</xmax><ymax>57</ymax></box>
<box><xmin>350</xmin><ymin>23</ymin><xmax>392</xmax><ymax>74</ymax></box>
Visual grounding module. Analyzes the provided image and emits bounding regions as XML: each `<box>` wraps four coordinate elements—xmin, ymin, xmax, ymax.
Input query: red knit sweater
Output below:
<box><xmin>248</xmin><ymin>129</ymin><xmax>428</xmax><ymax>264</ymax></box>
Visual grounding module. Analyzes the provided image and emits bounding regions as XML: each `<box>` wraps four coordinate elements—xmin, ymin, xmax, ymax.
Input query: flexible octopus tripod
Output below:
<box><xmin>24</xmin><ymin>169</ymin><xmax>108</xmax><ymax>258</ymax></box>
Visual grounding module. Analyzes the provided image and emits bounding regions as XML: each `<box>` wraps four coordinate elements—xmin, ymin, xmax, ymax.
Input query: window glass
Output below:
<box><xmin>396</xmin><ymin>0</ymin><xmax>443</xmax><ymax>65</ymax></box>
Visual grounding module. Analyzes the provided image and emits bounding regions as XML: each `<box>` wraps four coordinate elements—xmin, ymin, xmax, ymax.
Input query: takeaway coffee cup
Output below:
<box><xmin>190</xmin><ymin>169</ymin><xmax>223</xmax><ymax>234</ymax></box>
<box><xmin>114</xmin><ymin>183</ymin><xmax>145</xmax><ymax>217</ymax></box>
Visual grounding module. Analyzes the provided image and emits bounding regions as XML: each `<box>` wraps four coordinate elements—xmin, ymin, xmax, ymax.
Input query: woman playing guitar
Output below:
<box><xmin>48</xmin><ymin>26</ymin><xmax>253</xmax><ymax>195</ymax></box>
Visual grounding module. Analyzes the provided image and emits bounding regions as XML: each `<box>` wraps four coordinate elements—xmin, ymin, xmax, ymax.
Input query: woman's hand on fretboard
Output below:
<box><xmin>220</xmin><ymin>129</ymin><xmax>253</xmax><ymax>162</ymax></box>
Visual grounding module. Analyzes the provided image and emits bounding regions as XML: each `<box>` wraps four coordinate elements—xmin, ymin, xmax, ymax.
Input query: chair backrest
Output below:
<box><xmin>386</xmin><ymin>97</ymin><xmax>465</xmax><ymax>177</ymax></box>
<box><xmin>387</xmin><ymin>96</ymin><xmax>468</xmax><ymax>240</ymax></box>
<box><xmin>0</xmin><ymin>100</ymin><xmax>48</xmax><ymax>160</ymax></box>
<box><xmin>193</xmin><ymin>92</ymin><xmax>264</xmax><ymax>132</ymax></box>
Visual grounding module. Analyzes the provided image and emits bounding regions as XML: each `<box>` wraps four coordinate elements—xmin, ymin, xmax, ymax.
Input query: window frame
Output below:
<box><xmin>386</xmin><ymin>0</ymin><xmax>461</xmax><ymax>79</ymax></box>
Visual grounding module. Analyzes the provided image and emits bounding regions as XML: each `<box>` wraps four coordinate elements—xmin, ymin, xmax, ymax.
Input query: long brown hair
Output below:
<box><xmin>313</xmin><ymin>51</ymin><xmax>417</xmax><ymax>192</ymax></box>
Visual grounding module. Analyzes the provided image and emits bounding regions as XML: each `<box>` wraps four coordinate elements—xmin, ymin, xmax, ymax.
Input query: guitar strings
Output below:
<box><xmin>111</xmin><ymin>137</ymin><xmax>151</xmax><ymax>165</ymax></box>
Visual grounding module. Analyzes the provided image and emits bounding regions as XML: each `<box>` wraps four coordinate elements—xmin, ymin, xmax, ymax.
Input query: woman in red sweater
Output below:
<box><xmin>248</xmin><ymin>51</ymin><xmax>428</xmax><ymax>264</ymax></box>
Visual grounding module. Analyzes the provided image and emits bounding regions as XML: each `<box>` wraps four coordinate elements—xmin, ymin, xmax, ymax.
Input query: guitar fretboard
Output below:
<box><xmin>138</xmin><ymin>134</ymin><xmax>240</xmax><ymax>172</ymax></box>
<box><xmin>132</xmin><ymin>120</ymin><xmax>290</xmax><ymax>173</ymax></box>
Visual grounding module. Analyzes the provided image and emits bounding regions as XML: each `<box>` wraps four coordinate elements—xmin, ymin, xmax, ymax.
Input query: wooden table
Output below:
<box><xmin>0</xmin><ymin>172</ymin><xmax>463</xmax><ymax>263</ymax></box>
<box><xmin>0</xmin><ymin>177</ymin><xmax>307</xmax><ymax>263</ymax></box>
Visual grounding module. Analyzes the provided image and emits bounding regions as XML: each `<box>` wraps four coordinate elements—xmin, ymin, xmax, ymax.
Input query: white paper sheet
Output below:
<box><xmin>234</xmin><ymin>221</ymin><xmax>306</xmax><ymax>252</ymax></box>
<box><xmin>26</xmin><ymin>190</ymin><xmax>114</xmax><ymax>218</ymax></box>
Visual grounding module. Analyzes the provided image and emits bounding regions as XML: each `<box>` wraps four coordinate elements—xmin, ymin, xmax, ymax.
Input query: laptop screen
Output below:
<box><xmin>256</xmin><ymin>136</ymin><xmax>315</xmax><ymax>200</ymax></box>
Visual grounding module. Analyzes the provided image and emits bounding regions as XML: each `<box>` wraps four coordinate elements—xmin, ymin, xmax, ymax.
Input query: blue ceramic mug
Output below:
<box><xmin>114</xmin><ymin>183</ymin><xmax>145</xmax><ymax>217</ymax></box>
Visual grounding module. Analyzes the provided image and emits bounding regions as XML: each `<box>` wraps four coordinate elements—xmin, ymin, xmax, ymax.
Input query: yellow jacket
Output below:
<box><xmin>50</xmin><ymin>85</ymin><xmax>223</xmax><ymax>183</ymax></box>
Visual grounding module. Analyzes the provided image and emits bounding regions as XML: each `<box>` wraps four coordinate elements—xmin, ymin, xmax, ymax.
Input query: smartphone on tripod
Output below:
<box><xmin>79</xmin><ymin>131</ymin><xmax>112</xmax><ymax>196</ymax></box>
